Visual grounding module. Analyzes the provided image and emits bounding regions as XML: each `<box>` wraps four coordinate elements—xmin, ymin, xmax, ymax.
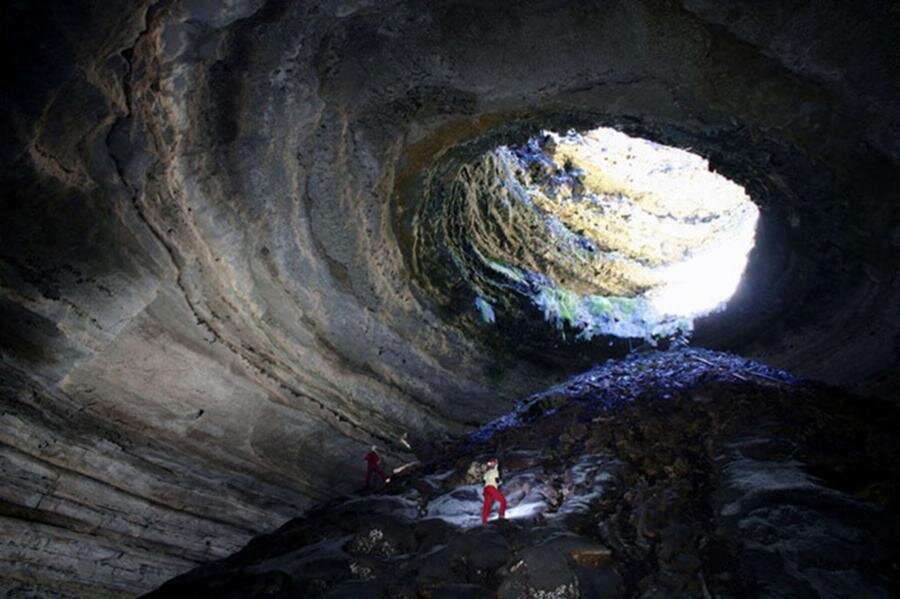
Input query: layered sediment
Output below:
<box><xmin>2</xmin><ymin>0</ymin><xmax>899</xmax><ymax>595</ymax></box>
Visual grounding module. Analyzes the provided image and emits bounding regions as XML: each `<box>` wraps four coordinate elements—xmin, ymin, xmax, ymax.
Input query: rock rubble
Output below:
<box><xmin>148</xmin><ymin>351</ymin><xmax>900</xmax><ymax>597</ymax></box>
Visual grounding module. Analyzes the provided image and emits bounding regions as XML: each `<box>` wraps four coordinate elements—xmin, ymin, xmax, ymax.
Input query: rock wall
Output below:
<box><xmin>1</xmin><ymin>0</ymin><xmax>899</xmax><ymax>595</ymax></box>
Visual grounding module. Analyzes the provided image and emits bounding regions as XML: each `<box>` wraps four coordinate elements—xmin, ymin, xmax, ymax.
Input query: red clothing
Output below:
<box><xmin>482</xmin><ymin>485</ymin><xmax>507</xmax><ymax>524</ymax></box>
<box><xmin>364</xmin><ymin>451</ymin><xmax>387</xmax><ymax>487</ymax></box>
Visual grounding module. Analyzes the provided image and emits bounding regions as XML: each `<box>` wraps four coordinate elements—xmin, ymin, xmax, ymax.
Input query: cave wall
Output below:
<box><xmin>1</xmin><ymin>0</ymin><xmax>898</xmax><ymax>595</ymax></box>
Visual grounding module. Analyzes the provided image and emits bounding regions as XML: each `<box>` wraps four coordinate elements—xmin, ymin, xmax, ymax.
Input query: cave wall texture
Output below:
<box><xmin>1</xmin><ymin>0</ymin><xmax>898</xmax><ymax>595</ymax></box>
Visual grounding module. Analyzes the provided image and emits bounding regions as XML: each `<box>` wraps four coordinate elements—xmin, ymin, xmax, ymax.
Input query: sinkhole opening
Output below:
<box><xmin>411</xmin><ymin>125</ymin><xmax>760</xmax><ymax>346</ymax></box>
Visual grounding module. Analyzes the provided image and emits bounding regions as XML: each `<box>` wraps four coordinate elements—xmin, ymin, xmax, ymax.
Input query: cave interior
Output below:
<box><xmin>1</xmin><ymin>0</ymin><xmax>899</xmax><ymax>597</ymax></box>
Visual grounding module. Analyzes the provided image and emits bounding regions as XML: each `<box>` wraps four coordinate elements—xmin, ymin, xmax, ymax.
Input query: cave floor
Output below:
<box><xmin>147</xmin><ymin>350</ymin><xmax>900</xmax><ymax>598</ymax></box>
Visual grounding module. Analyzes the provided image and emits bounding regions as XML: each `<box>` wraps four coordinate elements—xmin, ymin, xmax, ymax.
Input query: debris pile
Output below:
<box><xmin>148</xmin><ymin>351</ymin><xmax>899</xmax><ymax>598</ymax></box>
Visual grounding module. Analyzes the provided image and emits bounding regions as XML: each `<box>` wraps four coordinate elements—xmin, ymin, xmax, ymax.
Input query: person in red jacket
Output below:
<box><xmin>481</xmin><ymin>457</ymin><xmax>507</xmax><ymax>524</ymax></box>
<box><xmin>364</xmin><ymin>446</ymin><xmax>388</xmax><ymax>489</ymax></box>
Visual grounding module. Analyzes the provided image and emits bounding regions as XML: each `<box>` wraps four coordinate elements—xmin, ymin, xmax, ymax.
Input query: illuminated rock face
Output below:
<box><xmin>1</xmin><ymin>0</ymin><xmax>899</xmax><ymax>595</ymax></box>
<box><xmin>409</xmin><ymin>127</ymin><xmax>759</xmax><ymax>341</ymax></box>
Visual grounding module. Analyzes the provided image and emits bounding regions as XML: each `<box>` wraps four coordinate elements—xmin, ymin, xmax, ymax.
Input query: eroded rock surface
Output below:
<box><xmin>147</xmin><ymin>351</ymin><xmax>900</xmax><ymax>597</ymax></box>
<box><xmin>2</xmin><ymin>0</ymin><xmax>900</xmax><ymax>595</ymax></box>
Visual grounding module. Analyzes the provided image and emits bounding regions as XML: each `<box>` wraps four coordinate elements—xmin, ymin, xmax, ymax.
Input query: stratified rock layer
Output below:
<box><xmin>409</xmin><ymin>128</ymin><xmax>760</xmax><ymax>341</ymax></box>
<box><xmin>2</xmin><ymin>0</ymin><xmax>899</xmax><ymax>595</ymax></box>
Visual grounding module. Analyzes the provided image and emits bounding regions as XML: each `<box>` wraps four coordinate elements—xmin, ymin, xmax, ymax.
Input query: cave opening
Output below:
<box><xmin>4</xmin><ymin>1</ymin><xmax>900</xmax><ymax>595</ymax></box>
<box><xmin>409</xmin><ymin>125</ymin><xmax>760</xmax><ymax>354</ymax></box>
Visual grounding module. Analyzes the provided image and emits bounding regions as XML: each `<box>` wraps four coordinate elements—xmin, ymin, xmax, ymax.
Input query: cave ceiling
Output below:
<box><xmin>1</xmin><ymin>0</ymin><xmax>898</xmax><ymax>594</ymax></box>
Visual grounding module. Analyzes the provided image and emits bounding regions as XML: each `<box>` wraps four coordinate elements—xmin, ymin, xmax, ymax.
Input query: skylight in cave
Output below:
<box><xmin>472</xmin><ymin>127</ymin><xmax>759</xmax><ymax>341</ymax></box>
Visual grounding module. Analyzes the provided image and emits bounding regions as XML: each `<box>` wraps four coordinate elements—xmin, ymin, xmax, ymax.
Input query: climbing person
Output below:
<box><xmin>364</xmin><ymin>446</ymin><xmax>388</xmax><ymax>489</ymax></box>
<box><xmin>481</xmin><ymin>457</ymin><xmax>507</xmax><ymax>524</ymax></box>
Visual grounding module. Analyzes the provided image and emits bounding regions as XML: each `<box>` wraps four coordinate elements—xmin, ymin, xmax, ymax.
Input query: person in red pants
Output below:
<box><xmin>481</xmin><ymin>457</ymin><xmax>507</xmax><ymax>524</ymax></box>
<box><xmin>364</xmin><ymin>446</ymin><xmax>388</xmax><ymax>489</ymax></box>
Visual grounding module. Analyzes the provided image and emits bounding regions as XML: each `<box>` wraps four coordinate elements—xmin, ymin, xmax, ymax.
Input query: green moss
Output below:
<box><xmin>486</xmin><ymin>259</ymin><xmax>526</xmax><ymax>284</ymax></box>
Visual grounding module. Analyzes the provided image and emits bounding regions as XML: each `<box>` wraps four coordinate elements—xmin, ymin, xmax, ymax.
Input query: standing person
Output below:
<box><xmin>364</xmin><ymin>446</ymin><xmax>388</xmax><ymax>489</ymax></box>
<box><xmin>481</xmin><ymin>457</ymin><xmax>507</xmax><ymax>524</ymax></box>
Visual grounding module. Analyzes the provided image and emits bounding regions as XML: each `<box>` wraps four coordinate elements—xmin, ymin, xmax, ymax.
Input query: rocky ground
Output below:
<box><xmin>146</xmin><ymin>350</ymin><xmax>900</xmax><ymax>598</ymax></box>
<box><xmin>5</xmin><ymin>2</ymin><xmax>900</xmax><ymax>594</ymax></box>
